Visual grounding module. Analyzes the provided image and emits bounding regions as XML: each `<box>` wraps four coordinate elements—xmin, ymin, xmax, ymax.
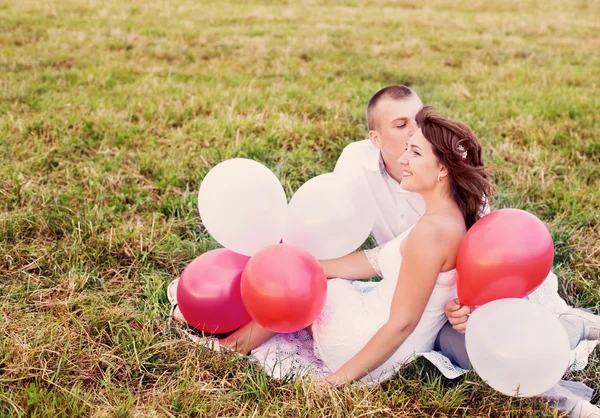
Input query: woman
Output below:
<box><xmin>172</xmin><ymin>106</ymin><xmax>493</xmax><ymax>386</ymax></box>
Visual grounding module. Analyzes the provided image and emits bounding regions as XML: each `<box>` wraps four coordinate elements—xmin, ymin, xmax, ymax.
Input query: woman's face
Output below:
<box><xmin>398</xmin><ymin>128</ymin><xmax>444</xmax><ymax>193</ymax></box>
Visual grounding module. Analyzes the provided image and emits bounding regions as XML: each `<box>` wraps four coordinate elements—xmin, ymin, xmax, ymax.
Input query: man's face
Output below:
<box><xmin>369</xmin><ymin>95</ymin><xmax>422</xmax><ymax>180</ymax></box>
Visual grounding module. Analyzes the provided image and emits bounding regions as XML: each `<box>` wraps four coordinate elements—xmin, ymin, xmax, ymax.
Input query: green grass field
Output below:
<box><xmin>1</xmin><ymin>0</ymin><xmax>599</xmax><ymax>416</ymax></box>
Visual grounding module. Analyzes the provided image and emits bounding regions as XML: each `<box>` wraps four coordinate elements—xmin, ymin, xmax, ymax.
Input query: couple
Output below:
<box><xmin>169</xmin><ymin>86</ymin><xmax>599</xmax><ymax>417</ymax></box>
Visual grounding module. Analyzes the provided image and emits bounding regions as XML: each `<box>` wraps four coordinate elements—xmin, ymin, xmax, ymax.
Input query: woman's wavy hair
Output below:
<box><xmin>416</xmin><ymin>106</ymin><xmax>494</xmax><ymax>229</ymax></box>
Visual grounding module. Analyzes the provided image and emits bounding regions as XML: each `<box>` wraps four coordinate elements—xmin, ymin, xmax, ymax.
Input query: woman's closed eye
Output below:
<box><xmin>405</xmin><ymin>145</ymin><xmax>420</xmax><ymax>156</ymax></box>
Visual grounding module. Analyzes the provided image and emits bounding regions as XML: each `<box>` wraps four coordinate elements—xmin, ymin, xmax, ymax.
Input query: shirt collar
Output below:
<box><xmin>361</xmin><ymin>146</ymin><xmax>389</xmax><ymax>177</ymax></box>
<box><xmin>363</xmin><ymin>144</ymin><xmax>409</xmax><ymax>192</ymax></box>
<box><xmin>378</xmin><ymin>151</ymin><xmax>389</xmax><ymax>180</ymax></box>
<box><xmin>378</xmin><ymin>151</ymin><xmax>411</xmax><ymax>193</ymax></box>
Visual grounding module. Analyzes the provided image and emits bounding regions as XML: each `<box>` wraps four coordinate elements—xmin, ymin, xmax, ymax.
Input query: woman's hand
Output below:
<box><xmin>313</xmin><ymin>374</ymin><xmax>347</xmax><ymax>391</ymax></box>
<box><xmin>445</xmin><ymin>298</ymin><xmax>473</xmax><ymax>334</ymax></box>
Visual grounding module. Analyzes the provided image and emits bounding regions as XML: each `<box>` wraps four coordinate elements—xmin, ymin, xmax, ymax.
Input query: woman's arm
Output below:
<box><xmin>324</xmin><ymin>220</ymin><xmax>450</xmax><ymax>383</ymax></box>
<box><xmin>319</xmin><ymin>250</ymin><xmax>379</xmax><ymax>280</ymax></box>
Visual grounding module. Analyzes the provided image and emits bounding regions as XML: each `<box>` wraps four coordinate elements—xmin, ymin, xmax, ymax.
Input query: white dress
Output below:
<box><xmin>250</xmin><ymin>233</ymin><xmax>597</xmax><ymax>383</ymax></box>
<box><xmin>311</xmin><ymin>227</ymin><xmax>458</xmax><ymax>383</ymax></box>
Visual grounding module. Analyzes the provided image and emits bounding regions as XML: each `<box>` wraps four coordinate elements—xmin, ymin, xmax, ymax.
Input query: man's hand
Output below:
<box><xmin>445</xmin><ymin>298</ymin><xmax>473</xmax><ymax>334</ymax></box>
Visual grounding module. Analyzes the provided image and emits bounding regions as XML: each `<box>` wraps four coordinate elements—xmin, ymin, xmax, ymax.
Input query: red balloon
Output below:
<box><xmin>241</xmin><ymin>244</ymin><xmax>327</xmax><ymax>333</ymax></box>
<box><xmin>177</xmin><ymin>249</ymin><xmax>252</xmax><ymax>334</ymax></box>
<box><xmin>457</xmin><ymin>209</ymin><xmax>554</xmax><ymax>306</ymax></box>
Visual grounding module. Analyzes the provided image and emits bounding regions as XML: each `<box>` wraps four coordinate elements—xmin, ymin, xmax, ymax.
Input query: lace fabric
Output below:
<box><xmin>364</xmin><ymin>247</ymin><xmax>383</xmax><ymax>277</ymax></box>
<box><xmin>250</xmin><ymin>329</ymin><xmax>332</xmax><ymax>380</ymax></box>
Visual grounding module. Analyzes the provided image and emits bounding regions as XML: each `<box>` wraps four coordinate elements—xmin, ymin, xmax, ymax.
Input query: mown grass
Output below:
<box><xmin>1</xmin><ymin>0</ymin><xmax>599</xmax><ymax>416</ymax></box>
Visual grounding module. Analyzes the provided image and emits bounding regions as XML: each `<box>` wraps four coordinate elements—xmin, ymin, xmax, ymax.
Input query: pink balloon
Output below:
<box><xmin>241</xmin><ymin>244</ymin><xmax>327</xmax><ymax>333</ymax></box>
<box><xmin>457</xmin><ymin>209</ymin><xmax>554</xmax><ymax>306</ymax></box>
<box><xmin>177</xmin><ymin>249</ymin><xmax>252</xmax><ymax>334</ymax></box>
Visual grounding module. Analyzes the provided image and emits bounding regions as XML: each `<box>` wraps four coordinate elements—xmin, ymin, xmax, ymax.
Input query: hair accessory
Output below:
<box><xmin>458</xmin><ymin>144</ymin><xmax>468</xmax><ymax>159</ymax></box>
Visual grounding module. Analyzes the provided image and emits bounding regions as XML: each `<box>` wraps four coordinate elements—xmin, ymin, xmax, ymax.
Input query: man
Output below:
<box><xmin>335</xmin><ymin>85</ymin><xmax>600</xmax><ymax>418</ymax></box>
<box><xmin>334</xmin><ymin>85</ymin><xmax>426</xmax><ymax>245</ymax></box>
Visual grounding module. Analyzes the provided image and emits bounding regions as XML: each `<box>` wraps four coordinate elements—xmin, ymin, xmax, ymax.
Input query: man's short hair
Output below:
<box><xmin>366</xmin><ymin>85</ymin><xmax>415</xmax><ymax>131</ymax></box>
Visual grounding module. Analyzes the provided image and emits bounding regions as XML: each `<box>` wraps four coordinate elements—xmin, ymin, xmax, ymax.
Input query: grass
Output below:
<box><xmin>1</xmin><ymin>0</ymin><xmax>599</xmax><ymax>415</ymax></box>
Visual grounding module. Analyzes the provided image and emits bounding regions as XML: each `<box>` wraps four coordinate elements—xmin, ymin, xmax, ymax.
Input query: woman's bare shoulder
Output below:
<box><xmin>408</xmin><ymin>215</ymin><xmax>465</xmax><ymax>248</ymax></box>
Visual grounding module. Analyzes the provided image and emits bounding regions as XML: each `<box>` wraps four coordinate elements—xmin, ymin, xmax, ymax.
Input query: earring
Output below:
<box><xmin>437</xmin><ymin>173</ymin><xmax>442</xmax><ymax>182</ymax></box>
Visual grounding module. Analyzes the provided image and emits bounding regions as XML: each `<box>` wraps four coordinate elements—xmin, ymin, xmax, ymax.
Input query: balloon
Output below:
<box><xmin>284</xmin><ymin>173</ymin><xmax>375</xmax><ymax>260</ymax></box>
<box><xmin>457</xmin><ymin>209</ymin><xmax>554</xmax><ymax>306</ymax></box>
<box><xmin>466</xmin><ymin>298</ymin><xmax>570</xmax><ymax>397</ymax></box>
<box><xmin>177</xmin><ymin>249</ymin><xmax>252</xmax><ymax>334</ymax></box>
<box><xmin>241</xmin><ymin>244</ymin><xmax>327</xmax><ymax>333</ymax></box>
<box><xmin>198</xmin><ymin>158</ymin><xmax>287</xmax><ymax>256</ymax></box>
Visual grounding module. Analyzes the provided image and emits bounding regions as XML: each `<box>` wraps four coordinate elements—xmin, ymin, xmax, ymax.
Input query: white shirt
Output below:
<box><xmin>334</xmin><ymin>140</ymin><xmax>426</xmax><ymax>246</ymax></box>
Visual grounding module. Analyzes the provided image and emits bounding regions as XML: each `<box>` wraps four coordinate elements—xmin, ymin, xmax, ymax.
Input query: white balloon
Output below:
<box><xmin>198</xmin><ymin>158</ymin><xmax>287</xmax><ymax>256</ymax></box>
<box><xmin>284</xmin><ymin>173</ymin><xmax>376</xmax><ymax>260</ymax></box>
<box><xmin>466</xmin><ymin>298</ymin><xmax>571</xmax><ymax>397</ymax></box>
